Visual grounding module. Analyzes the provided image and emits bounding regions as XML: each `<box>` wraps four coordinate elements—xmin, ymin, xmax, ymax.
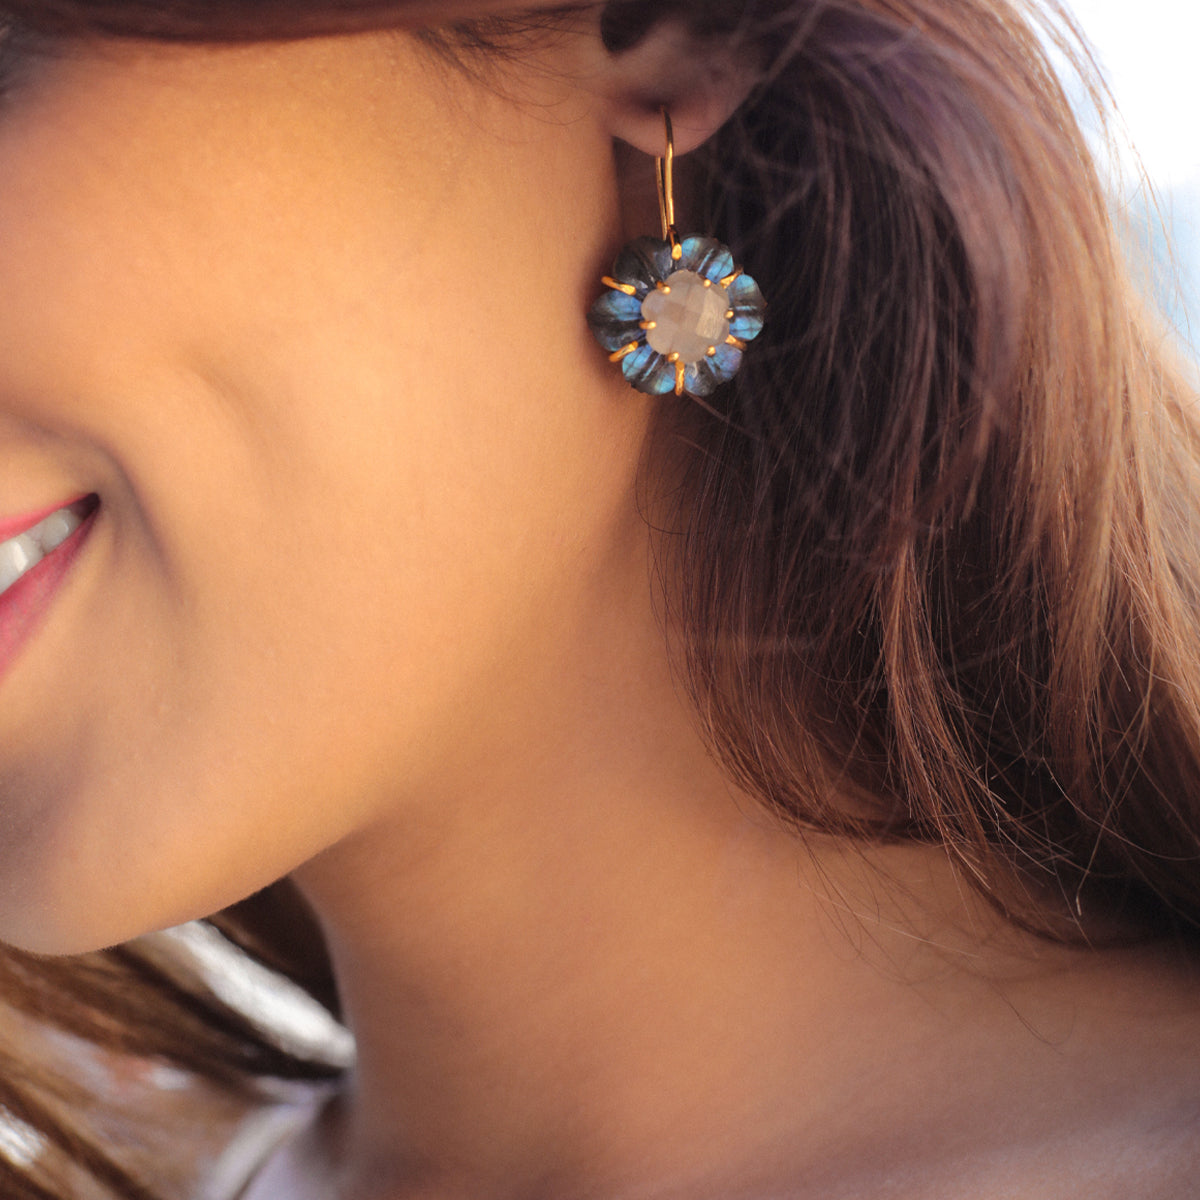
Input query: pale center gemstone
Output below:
<box><xmin>641</xmin><ymin>270</ymin><xmax>730</xmax><ymax>362</ymax></box>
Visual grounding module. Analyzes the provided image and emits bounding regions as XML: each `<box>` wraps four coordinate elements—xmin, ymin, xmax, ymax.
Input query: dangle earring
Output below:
<box><xmin>587</xmin><ymin>110</ymin><xmax>765</xmax><ymax>399</ymax></box>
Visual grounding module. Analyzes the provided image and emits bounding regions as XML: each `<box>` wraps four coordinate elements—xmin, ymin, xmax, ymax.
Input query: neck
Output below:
<box><xmin>290</xmin><ymin>557</ymin><xmax>1197</xmax><ymax>1200</ymax></box>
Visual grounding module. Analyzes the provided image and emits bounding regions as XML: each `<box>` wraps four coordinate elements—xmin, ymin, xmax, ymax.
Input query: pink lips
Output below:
<box><xmin>0</xmin><ymin>495</ymin><xmax>99</xmax><ymax>684</ymax></box>
<box><xmin>0</xmin><ymin>498</ymin><xmax>86</xmax><ymax>543</ymax></box>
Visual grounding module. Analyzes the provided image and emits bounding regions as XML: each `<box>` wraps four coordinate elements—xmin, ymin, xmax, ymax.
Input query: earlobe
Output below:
<box><xmin>590</xmin><ymin>16</ymin><xmax>760</xmax><ymax>157</ymax></box>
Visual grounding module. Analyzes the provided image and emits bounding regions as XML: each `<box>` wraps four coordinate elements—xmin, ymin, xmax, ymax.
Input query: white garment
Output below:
<box><xmin>196</xmin><ymin>1094</ymin><xmax>327</xmax><ymax>1200</ymax></box>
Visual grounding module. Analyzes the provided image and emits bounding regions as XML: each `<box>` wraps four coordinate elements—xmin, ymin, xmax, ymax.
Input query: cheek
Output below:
<box><xmin>0</xmin><ymin>42</ymin><xmax>643</xmax><ymax>953</ymax></box>
<box><xmin>3</xmin><ymin>395</ymin><xmax>643</xmax><ymax>957</ymax></box>
<box><xmin>0</xmin><ymin>389</ymin><xmax>643</xmax><ymax>956</ymax></box>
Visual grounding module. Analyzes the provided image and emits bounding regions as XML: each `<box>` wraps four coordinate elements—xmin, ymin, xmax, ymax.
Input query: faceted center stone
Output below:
<box><xmin>641</xmin><ymin>270</ymin><xmax>730</xmax><ymax>362</ymax></box>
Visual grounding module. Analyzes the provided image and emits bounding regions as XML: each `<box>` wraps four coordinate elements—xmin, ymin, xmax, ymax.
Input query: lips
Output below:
<box><xmin>0</xmin><ymin>495</ymin><xmax>99</xmax><ymax>682</ymax></box>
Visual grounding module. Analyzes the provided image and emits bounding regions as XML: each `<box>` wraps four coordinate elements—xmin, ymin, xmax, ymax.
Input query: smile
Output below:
<box><xmin>0</xmin><ymin>497</ymin><xmax>97</xmax><ymax>599</ymax></box>
<box><xmin>0</xmin><ymin>494</ymin><xmax>99</xmax><ymax>686</ymax></box>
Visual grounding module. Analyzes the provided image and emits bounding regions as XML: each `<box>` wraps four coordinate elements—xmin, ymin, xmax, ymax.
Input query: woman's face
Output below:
<box><xmin>0</xmin><ymin>30</ymin><xmax>650</xmax><ymax>952</ymax></box>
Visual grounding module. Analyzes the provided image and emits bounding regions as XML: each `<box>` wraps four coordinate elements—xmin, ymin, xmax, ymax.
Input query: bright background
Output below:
<box><xmin>1060</xmin><ymin>0</ymin><xmax>1200</xmax><ymax>347</ymax></box>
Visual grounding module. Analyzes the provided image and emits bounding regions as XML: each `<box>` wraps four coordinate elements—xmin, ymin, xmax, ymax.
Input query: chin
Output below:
<box><xmin>0</xmin><ymin>889</ymin><xmax>160</xmax><ymax>958</ymax></box>
<box><xmin>0</xmin><ymin>847</ymin><xmax>247</xmax><ymax>960</ymax></box>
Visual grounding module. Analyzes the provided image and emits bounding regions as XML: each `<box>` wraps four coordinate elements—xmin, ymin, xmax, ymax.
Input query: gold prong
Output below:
<box><xmin>674</xmin><ymin>361</ymin><xmax>686</xmax><ymax>395</ymax></box>
<box><xmin>602</xmin><ymin>276</ymin><xmax>638</xmax><ymax>296</ymax></box>
<box><xmin>725</xmin><ymin>310</ymin><xmax>735</xmax><ymax>320</ymax></box>
<box><xmin>639</xmin><ymin>320</ymin><xmax>656</xmax><ymax>331</ymax></box>
<box><xmin>706</xmin><ymin>346</ymin><xmax>718</xmax><ymax>357</ymax></box>
<box><xmin>656</xmin><ymin>281</ymin><xmax>671</xmax><ymax>294</ymax></box>
<box><xmin>726</xmin><ymin>335</ymin><xmax>747</xmax><ymax>350</ymax></box>
<box><xmin>671</xmin><ymin>242</ymin><xmax>683</xmax><ymax>261</ymax></box>
<box><xmin>702</xmin><ymin>278</ymin><xmax>713</xmax><ymax>288</ymax></box>
<box><xmin>719</xmin><ymin>269</ymin><xmax>742</xmax><ymax>289</ymax></box>
<box><xmin>609</xmin><ymin>341</ymin><xmax>640</xmax><ymax>362</ymax></box>
<box><xmin>667</xmin><ymin>352</ymin><xmax>681</xmax><ymax>363</ymax></box>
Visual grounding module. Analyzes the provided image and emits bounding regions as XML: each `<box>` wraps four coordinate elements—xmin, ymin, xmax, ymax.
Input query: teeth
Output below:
<box><xmin>0</xmin><ymin>503</ymin><xmax>87</xmax><ymax>598</ymax></box>
<box><xmin>0</xmin><ymin>535</ymin><xmax>40</xmax><ymax>593</ymax></box>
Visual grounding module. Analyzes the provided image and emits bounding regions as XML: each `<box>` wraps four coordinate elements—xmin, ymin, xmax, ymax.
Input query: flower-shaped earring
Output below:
<box><xmin>588</xmin><ymin>111</ymin><xmax>766</xmax><ymax>399</ymax></box>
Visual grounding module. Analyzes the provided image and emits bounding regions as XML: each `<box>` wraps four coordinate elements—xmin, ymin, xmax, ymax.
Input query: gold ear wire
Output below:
<box><xmin>655</xmin><ymin>109</ymin><xmax>682</xmax><ymax>259</ymax></box>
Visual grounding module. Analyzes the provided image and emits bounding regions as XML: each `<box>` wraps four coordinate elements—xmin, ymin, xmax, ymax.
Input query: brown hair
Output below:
<box><xmin>1</xmin><ymin>0</ymin><xmax>1198</xmax><ymax>1194</ymax></box>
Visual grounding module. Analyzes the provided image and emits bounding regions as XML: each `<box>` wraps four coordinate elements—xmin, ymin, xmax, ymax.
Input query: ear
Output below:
<box><xmin>584</xmin><ymin>12</ymin><xmax>761</xmax><ymax>157</ymax></box>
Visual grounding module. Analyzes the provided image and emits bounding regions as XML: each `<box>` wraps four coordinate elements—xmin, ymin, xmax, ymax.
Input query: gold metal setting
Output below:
<box><xmin>602</xmin><ymin>276</ymin><xmax>638</xmax><ymax>296</ymax></box>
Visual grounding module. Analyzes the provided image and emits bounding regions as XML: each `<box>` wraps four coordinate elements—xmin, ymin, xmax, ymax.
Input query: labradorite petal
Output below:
<box><xmin>730</xmin><ymin>273</ymin><xmax>765</xmax><ymax>307</ymax></box>
<box><xmin>683</xmin><ymin>340</ymin><xmax>745</xmax><ymax>397</ymax></box>
<box><xmin>728</xmin><ymin>273</ymin><xmax>766</xmax><ymax>341</ymax></box>
<box><xmin>621</xmin><ymin>342</ymin><xmax>675</xmax><ymax>394</ymax></box>
<box><xmin>709</xmin><ymin>341</ymin><xmax>744</xmax><ymax>380</ymax></box>
<box><xmin>682</xmin><ymin>359</ymin><xmax>720</xmax><ymax>397</ymax></box>
<box><xmin>610</xmin><ymin>237</ymin><xmax>674</xmax><ymax>295</ymax></box>
<box><xmin>679</xmin><ymin>236</ymin><xmax>736</xmax><ymax>285</ymax></box>
<box><xmin>592</xmin><ymin>289</ymin><xmax>642</xmax><ymax>322</ymax></box>
<box><xmin>588</xmin><ymin>290</ymin><xmax>646</xmax><ymax>352</ymax></box>
<box><xmin>729</xmin><ymin>311</ymin><xmax>765</xmax><ymax>341</ymax></box>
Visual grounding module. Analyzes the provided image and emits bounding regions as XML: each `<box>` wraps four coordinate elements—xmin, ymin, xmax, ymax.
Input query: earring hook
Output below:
<box><xmin>655</xmin><ymin>108</ymin><xmax>679</xmax><ymax>253</ymax></box>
